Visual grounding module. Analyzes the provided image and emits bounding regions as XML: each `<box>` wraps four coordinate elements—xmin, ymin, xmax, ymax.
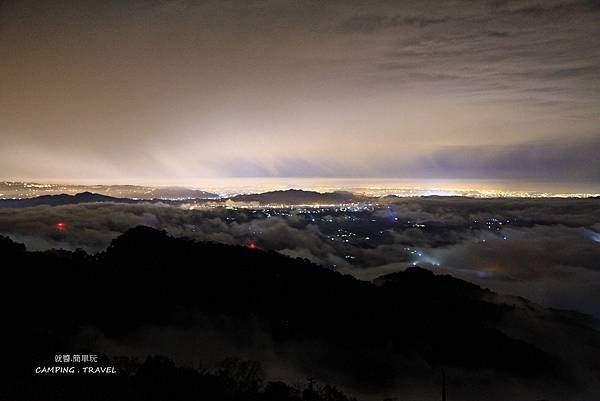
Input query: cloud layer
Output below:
<box><xmin>2</xmin><ymin>197</ymin><xmax>599</xmax><ymax>317</ymax></box>
<box><xmin>1</xmin><ymin>0</ymin><xmax>599</xmax><ymax>182</ymax></box>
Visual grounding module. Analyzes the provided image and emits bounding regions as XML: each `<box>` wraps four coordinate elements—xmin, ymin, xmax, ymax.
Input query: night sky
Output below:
<box><xmin>1</xmin><ymin>0</ymin><xmax>599</xmax><ymax>184</ymax></box>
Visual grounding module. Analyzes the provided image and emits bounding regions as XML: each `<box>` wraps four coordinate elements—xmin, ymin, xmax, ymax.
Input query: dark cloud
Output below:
<box><xmin>390</xmin><ymin>16</ymin><xmax>448</xmax><ymax>28</ymax></box>
<box><xmin>493</xmin><ymin>1</ymin><xmax>599</xmax><ymax>17</ymax></box>
<box><xmin>337</xmin><ymin>14</ymin><xmax>448</xmax><ymax>34</ymax></box>
<box><xmin>372</xmin><ymin>136</ymin><xmax>600</xmax><ymax>181</ymax></box>
<box><xmin>336</xmin><ymin>14</ymin><xmax>387</xmax><ymax>34</ymax></box>
<box><xmin>211</xmin><ymin>136</ymin><xmax>600</xmax><ymax>182</ymax></box>
<box><xmin>367</xmin><ymin>0</ymin><xmax>600</xmax><ymax>108</ymax></box>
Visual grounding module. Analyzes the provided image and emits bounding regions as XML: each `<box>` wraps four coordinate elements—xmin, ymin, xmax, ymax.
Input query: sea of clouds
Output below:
<box><xmin>1</xmin><ymin>198</ymin><xmax>599</xmax><ymax>317</ymax></box>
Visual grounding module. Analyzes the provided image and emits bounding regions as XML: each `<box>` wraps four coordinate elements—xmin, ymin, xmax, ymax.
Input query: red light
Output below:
<box><xmin>55</xmin><ymin>222</ymin><xmax>67</xmax><ymax>231</ymax></box>
<box><xmin>247</xmin><ymin>242</ymin><xmax>257</xmax><ymax>250</ymax></box>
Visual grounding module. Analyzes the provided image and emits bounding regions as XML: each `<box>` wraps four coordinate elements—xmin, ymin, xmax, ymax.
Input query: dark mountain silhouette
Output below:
<box><xmin>0</xmin><ymin>190</ymin><xmax>220</xmax><ymax>209</ymax></box>
<box><xmin>0</xmin><ymin>182</ymin><xmax>220</xmax><ymax>201</ymax></box>
<box><xmin>1</xmin><ymin>227</ymin><xmax>599</xmax><ymax>400</ymax></box>
<box><xmin>229</xmin><ymin>189</ymin><xmax>365</xmax><ymax>204</ymax></box>
<box><xmin>1</xmin><ymin>189</ymin><xmax>369</xmax><ymax>209</ymax></box>
<box><xmin>0</xmin><ymin>191</ymin><xmax>138</xmax><ymax>208</ymax></box>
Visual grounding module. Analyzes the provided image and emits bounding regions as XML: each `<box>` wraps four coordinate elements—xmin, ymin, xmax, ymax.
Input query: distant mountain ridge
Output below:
<box><xmin>2</xmin><ymin>188</ymin><xmax>600</xmax><ymax>210</ymax></box>
<box><xmin>0</xmin><ymin>190</ymin><xmax>222</xmax><ymax>208</ymax></box>
<box><xmin>0</xmin><ymin>182</ymin><xmax>219</xmax><ymax>201</ymax></box>
<box><xmin>229</xmin><ymin>189</ymin><xmax>368</xmax><ymax>204</ymax></box>
<box><xmin>0</xmin><ymin>191</ymin><xmax>137</xmax><ymax>208</ymax></box>
<box><xmin>0</xmin><ymin>189</ymin><xmax>376</xmax><ymax>208</ymax></box>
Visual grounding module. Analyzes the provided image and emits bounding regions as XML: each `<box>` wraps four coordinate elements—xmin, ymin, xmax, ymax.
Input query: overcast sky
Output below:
<box><xmin>1</xmin><ymin>0</ymin><xmax>599</xmax><ymax>184</ymax></box>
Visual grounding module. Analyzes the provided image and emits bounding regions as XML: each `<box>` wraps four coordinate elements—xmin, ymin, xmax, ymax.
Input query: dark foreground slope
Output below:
<box><xmin>1</xmin><ymin>227</ymin><xmax>599</xmax><ymax>400</ymax></box>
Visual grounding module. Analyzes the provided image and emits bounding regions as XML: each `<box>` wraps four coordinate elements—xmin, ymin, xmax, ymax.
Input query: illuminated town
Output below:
<box><xmin>2</xmin><ymin>180</ymin><xmax>599</xmax><ymax>200</ymax></box>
